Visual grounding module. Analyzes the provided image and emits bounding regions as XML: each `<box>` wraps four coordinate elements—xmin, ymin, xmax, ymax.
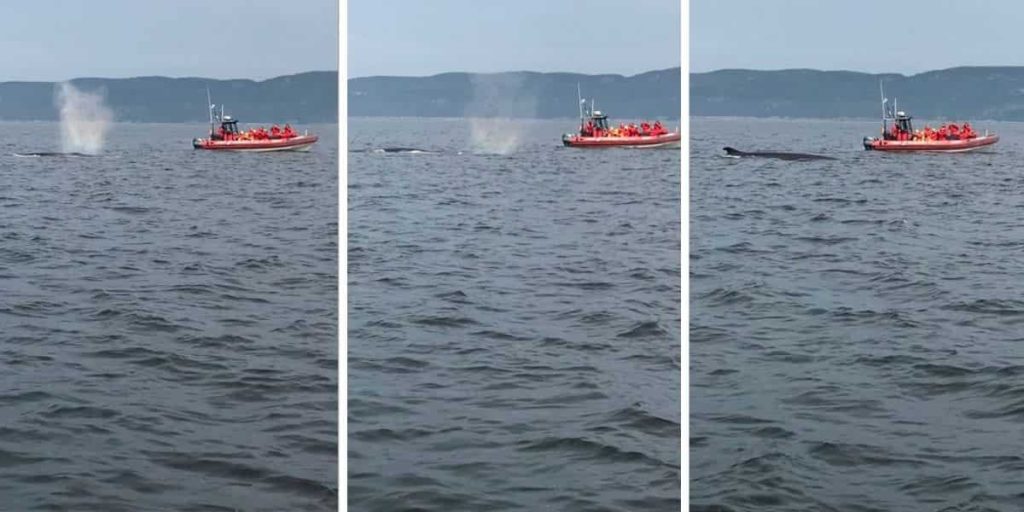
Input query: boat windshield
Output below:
<box><xmin>896</xmin><ymin>115</ymin><xmax>913</xmax><ymax>133</ymax></box>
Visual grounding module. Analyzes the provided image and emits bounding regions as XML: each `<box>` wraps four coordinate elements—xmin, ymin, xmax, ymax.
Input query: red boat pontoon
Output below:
<box><xmin>862</xmin><ymin>83</ymin><xmax>997</xmax><ymax>153</ymax></box>
<box><xmin>863</xmin><ymin>133</ymin><xmax>998</xmax><ymax>152</ymax></box>
<box><xmin>192</xmin><ymin>92</ymin><xmax>317</xmax><ymax>152</ymax></box>
<box><xmin>562</xmin><ymin>87</ymin><xmax>680</xmax><ymax>148</ymax></box>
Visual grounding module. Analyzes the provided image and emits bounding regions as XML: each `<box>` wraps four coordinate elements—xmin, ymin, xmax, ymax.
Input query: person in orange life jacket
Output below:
<box><xmin>640</xmin><ymin>122</ymin><xmax>650</xmax><ymax>135</ymax></box>
<box><xmin>962</xmin><ymin>122</ymin><xmax>973</xmax><ymax>138</ymax></box>
<box><xmin>937</xmin><ymin>126</ymin><xmax>948</xmax><ymax>140</ymax></box>
<box><xmin>283</xmin><ymin>124</ymin><xmax>295</xmax><ymax>138</ymax></box>
<box><xmin>271</xmin><ymin>124</ymin><xmax>281</xmax><ymax>138</ymax></box>
<box><xmin>948</xmin><ymin>124</ymin><xmax>960</xmax><ymax>140</ymax></box>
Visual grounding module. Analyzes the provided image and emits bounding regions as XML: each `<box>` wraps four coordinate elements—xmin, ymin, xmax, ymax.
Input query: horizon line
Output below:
<box><xmin>348</xmin><ymin>66</ymin><xmax>682</xmax><ymax>80</ymax></box>
<box><xmin>0</xmin><ymin>70</ymin><xmax>339</xmax><ymax>84</ymax></box>
<box><xmin>691</xmin><ymin>65</ymin><xmax>1024</xmax><ymax>76</ymax></box>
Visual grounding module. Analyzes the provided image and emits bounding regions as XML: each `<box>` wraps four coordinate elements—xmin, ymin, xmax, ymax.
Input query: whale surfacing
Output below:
<box><xmin>723</xmin><ymin>146</ymin><xmax>835</xmax><ymax>161</ymax></box>
<box><xmin>351</xmin><ymin>147</ymin><xmax>434</xmax><ymax>154</ymax></box>
<box><xmin>13</xmin><ymin>151</ymin><xmax>95</xmax><ymax>158</ymax></box>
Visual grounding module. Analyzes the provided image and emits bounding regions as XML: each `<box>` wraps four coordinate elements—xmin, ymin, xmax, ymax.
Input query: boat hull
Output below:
<box><xmin>863</xmin><ymin>134</ymin><xmax>998</xmax><ymax>152</ymax></box>
<box><xmin>562</xmin><ymin>132</ymin><xmax>681</xmax><ymax>148</ymax></box>
<box><xmin>192</xmin><ymin>135</ymin><xmax>318</xmax><ymax>152</ymax></box>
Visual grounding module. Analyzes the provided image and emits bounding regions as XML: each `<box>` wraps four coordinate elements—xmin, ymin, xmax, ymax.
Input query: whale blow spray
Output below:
<box><xmin>56</xmin><ymin>82</ymin><xmax>112</xmax><ymax>155</ymax></box>
<box><xmin>466</xmin><ymin>74</ymin><xmax>536</xmax><ymax>155</ymax></box>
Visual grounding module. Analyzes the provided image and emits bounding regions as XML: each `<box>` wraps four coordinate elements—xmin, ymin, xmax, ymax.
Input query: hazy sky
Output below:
<box><xmin>0</xmin><ymin>0</ymin><xmax>337</xmax><ymax>81</ymax></box>
<box><xmin>692</xmin><ymin>0</ymin><xmax>1024</xmax><ymax>74</ymax></box>
<box><xmin>348</xmin><ymin>0</ymin><xmax>681</xmax><ymax>78</ymax></box>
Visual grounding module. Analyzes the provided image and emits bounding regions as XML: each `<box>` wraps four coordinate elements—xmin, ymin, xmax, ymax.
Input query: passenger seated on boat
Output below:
<box><xmin>283</xmin><ymin>124</ymin><xmax>295</xmax><ymax>138</ymax></box>
<box><xmin>271</xmin><ymin>125</ymin><xmax>281</xmax><ymax>138</ymax></box>
<box><xmin>961</xmin><ymin>122</ymin><xmax>974</xmax><ymax>139</ymax></box>
<box><xmin>582</xmin><ymin>120</ymin><xmax>595</xmax><ymax>136</ymax></box>
<box><xmin>641</xmin><ymin>122</ymin><xmax>650</xmax><ymax>135</ymax></box>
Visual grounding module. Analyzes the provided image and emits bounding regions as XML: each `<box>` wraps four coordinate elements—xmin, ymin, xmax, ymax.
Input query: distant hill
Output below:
<box><xmin>349</xmin><ymin>68</ymin><xmax>681</xmax><ymax>119</ymax></box>
<box><xmin>0</xmin><ymin>71</ymin><xmax>337</xmax><ymax>123</ymax></box>
<box><xmin>691</xmin><ymin>67</ymin><xmax>1024</xmax><ymax>120</ymax></box>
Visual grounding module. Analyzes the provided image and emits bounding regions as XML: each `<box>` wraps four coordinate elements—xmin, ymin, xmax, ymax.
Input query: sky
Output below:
<box><xmin>692</xmin><ymin>0</ymin><xmax>1024</xmax><ymax>75</ymax></box>
<box><xmin>0</xmin><ymin>0</ymin><xmax>337</xmax><ymax>81</ymax></box>
<box><xmin>348</xmin><ymin>0</ymin><xmax>681</xmax><ymax>78</ymax></box>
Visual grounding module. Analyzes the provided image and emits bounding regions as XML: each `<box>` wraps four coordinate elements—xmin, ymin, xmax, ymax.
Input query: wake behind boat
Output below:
<box><xmin>863</xmin><ymin>82</ymin><xmax>998</xmax><ymax>153</ymax></box>
<box><xmin>192</xmin><ymin>90</ymin><xmax>317</xmax><ymax>152</ymax></box>
<box><xmin>562</xmin><ymin>85</ymin><xmax>680</xmax><ymax>148</ymax></box>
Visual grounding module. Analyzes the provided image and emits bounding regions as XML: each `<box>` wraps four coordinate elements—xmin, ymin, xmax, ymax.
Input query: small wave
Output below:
<box><xmin>807</xmin><ymin>441</ymin><xmax>926</xmax><ymax>467</ymax></box>
<box><xmin>351</xmin><ymin>427</ymin><xmax>437</xmax><ymax>442</ymax></box>
<box><xmin>435</xmin><ymin>290</ymin><xmax>470</xmax><ymax>303</ymax></box>
<box><xmin>944</xmin><ymin>298</ymin><xmax>1024</xmax><ymax>316</ymax></box>
<box><xmin>616</xmin><ymin>320</ymin><xmax>669</xmax><ymax>338</ymax></box>
<box><xmin>699</xmin><ymin>287</ymin><xmax>756</xmax><ymax>306</ymax></box>
<box><xmin>107</xmin><ymin>206</ymin><xmax>153</xmax><ymax>214</ymax></box>
<box><xmin>716</xmin><ymin>241</ymin><xmax>770</xmax><ymax>254</ymax></box>
<box><xmin>607</xmin><ymin>406</ymin><xmax>680</xmax><ymax>438</ymax></box>
<box><xmin>41</xmin><ymin>405</ymin><xmax>120</xmax><ymax>420</ymax></box>
<box><xmin>411</xmin><ymin>315</ymin><xmax>479</xmax><ymax>327</ymax></box>
<box><xmin>470</xmin><ymin>329</ymin><xmax>531</xmax><ymax>341</ymax></box>
<box><xmin>518</xmin><ymin>436</ymin><xmax>670</xmax><ymax>467</ymax></box>
<box><xmin>793</xmin><ymin>235</ymin><xmax>858</xmax><ymax>245</ymax></box>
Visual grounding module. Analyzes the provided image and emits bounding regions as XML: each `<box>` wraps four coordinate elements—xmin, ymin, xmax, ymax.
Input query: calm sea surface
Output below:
<box><xmin>692</xmin><ymin>117</ymin><xmax>1024</xmax><ymax>511</ymax></box>
<box><xmin>0</xmin><ymin>122</ymin><xmax>338</xmax><ymax>511</ymax></box>
<box><xmin>348</xmin><ymin>118</ymin><xmax>682</xmax><ymax>511</ymax></box>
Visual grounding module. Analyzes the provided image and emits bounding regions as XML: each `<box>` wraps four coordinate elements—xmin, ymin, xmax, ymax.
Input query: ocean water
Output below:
<box><xmin>691</xmin><ymin>117</ymin><xmax>1024</xmax><ymax>511</ymax></box>
<box><xmin>348</xmin><ymin>118</ymin><xmax>682</xmax><ymax>511</ymax></box>
<box><xmin>0</xmin><ymin>122</ymin><xmax>338</xmax><ymax>511</ymax></box>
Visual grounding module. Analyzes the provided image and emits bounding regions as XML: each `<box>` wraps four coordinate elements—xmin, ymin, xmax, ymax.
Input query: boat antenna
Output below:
<box><xmin>879</xmin><ymin>80</ymin><xmax>887</xmax><ymax>135</ymax></box>
<box><xmin>207</xmin><ymin>86</ymin><xmax>215</xmax><ymax>136</ymax></box>
<box><xmin>577</xmin><ymin>82</ymin><xmax>584</xmax><ymax>131</ymax></box>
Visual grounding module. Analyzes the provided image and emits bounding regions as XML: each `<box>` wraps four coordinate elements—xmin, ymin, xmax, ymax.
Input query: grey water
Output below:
<box><xmin>348</xmin><ymin>117</ymin><xmax>682</xmax><ymax>511</ymax></box>
<box><xmin>0</xmin><ymin>122</ymin><xmax>338</xmax><ymax>511</ymax></box>
<box><xmin>692</xmin><ymin>117</ymin><xmax>1024</xmax><ymax>511</ymax></box>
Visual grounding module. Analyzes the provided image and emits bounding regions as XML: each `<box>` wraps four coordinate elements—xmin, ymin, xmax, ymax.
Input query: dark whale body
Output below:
<box><xmin>351</xmin><ymin>147</ymin><xmax>434</xmax><ymax>154</ymax></box>
<box><xmin>723</xmin><ymin>146</ymin><xmax>835</xmax><ymax>161</ymax></box>
<box><xmin>14</xmin><ymin>152</ymin><xmax>94</xmax><ymax>157</ymax></box>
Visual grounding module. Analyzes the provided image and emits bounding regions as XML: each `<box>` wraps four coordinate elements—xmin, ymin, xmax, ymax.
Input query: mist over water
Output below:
<box><xmin>468</xmin><ymin>117</ymin><xmax>521</xmax><ymax>155</ymax></box>
<box><xmin>466</xmin><ymin>74</ymin><xmax>537</xmax><ymax>154</ymax></box>
<box><xmin>56</xmin><ymin>82</ymin><xmax>113</xmax><ymax>155</ymax></box>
